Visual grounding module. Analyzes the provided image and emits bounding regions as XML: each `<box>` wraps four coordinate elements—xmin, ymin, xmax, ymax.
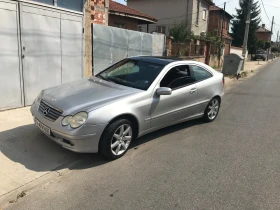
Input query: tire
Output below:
<box><xmin>99</xmin><ymin>119</ymin><xmax>134</xmax><ymax>160</ymax></box>
<box><xmin>203</xmin><ymin>97</ymin><xmax>221</xmax><ymax>122</ymax></box>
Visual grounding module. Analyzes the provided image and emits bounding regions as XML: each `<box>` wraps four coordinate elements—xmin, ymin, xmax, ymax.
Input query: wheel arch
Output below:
<box><xmin>98</xmin><ymin>113</ymin><xmax>140</xmax><ymax>150</ymax></box>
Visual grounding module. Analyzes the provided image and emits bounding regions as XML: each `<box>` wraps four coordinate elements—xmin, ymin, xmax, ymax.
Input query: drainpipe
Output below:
<box><xmin>105</xmin><ymin>0</ymin><xmax>109</xmax><ymax>26</ymax></box>
<box><xmin>186</xmin><ymin>0</ymin><xmax>189</xmax><ymax>27</ymax></box>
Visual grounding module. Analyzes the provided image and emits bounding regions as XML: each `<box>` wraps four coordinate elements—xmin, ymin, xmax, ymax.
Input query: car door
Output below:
<box><xmin>150</xmin><ymin>65</ymin><xmax>198</xmax><ymax>128</ymax></box>
<box><xmin>189</xmin><ymin>65</ymin><xmax>214</xmax><ymax>113</ymax></box>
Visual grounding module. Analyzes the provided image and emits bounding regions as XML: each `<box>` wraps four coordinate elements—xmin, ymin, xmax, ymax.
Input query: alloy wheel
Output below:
<box><xmin>111</xmin><ymin>124</ymin><xmax>132</xmax><ymax>156</ymax></box>
<box><xmin>207</xmin><ymin>99</ymin><xmax>219</xmax><ymax>120</ymax></box>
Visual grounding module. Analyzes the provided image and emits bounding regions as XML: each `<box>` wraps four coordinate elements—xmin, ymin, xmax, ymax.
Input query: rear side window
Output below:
<box><xmin>190</xmin><ymin>65</ymin><xmax>212</xmax><ymax>82</ymax></box>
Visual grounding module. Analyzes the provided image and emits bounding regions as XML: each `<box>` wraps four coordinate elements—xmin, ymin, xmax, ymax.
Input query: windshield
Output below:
<box><xmin>96</xmin><ymin>59</ymin><xmax>164</xmax><ymax>90</ymax></box>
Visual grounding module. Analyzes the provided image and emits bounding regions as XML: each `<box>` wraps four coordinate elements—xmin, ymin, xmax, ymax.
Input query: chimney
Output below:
<box><xmin>262</xmin><ymin>24</ymin><xmax>265</xmax><ymax>28</ymax></box>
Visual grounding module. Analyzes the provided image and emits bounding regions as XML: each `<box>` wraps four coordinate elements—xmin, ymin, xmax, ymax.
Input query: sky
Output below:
<box><xmin>115</xmin><ymin>0</ymin><xmax>280</xmax><ymax>41</ymax></box>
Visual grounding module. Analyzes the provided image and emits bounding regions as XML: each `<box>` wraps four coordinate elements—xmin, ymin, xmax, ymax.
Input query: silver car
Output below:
<box><xmin>31</xmin><ymin>56</ymin><xmax>224</xmax><ymax>159</ymax></box>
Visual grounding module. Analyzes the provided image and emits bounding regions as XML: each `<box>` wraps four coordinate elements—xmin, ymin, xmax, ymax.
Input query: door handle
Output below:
<box><xmin>190</xmin><ymin>88</ymin><xmax>197</xmax><ymax>94</ymax></box>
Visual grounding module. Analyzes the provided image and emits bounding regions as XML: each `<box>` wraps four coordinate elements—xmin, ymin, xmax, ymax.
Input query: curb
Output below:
<box><xmin>0</xmin><ymin>159</ymin><xmax>83</xmax><ymax>208</ymax></box>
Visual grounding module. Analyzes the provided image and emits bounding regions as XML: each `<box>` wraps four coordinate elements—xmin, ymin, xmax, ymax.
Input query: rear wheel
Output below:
<box><xmin>99</xmin><ymin>119</ymin><xmax>133</xmax><ymax>160</ymax></box>
<box><xmin>203</xmin><ymin>98</ymin><xmax>220</xmax><ymax>122</ymax></box>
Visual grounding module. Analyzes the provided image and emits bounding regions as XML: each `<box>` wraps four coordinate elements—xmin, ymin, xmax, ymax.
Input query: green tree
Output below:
<box><xmin>231</xmin><ymin>0</ymin><xmax>261</xmax><ymax>54</ymax></box>
<box><xmin>169</xmin><ymin>21</ymin><xmax>193</xmax><ymax>43</ymax></box>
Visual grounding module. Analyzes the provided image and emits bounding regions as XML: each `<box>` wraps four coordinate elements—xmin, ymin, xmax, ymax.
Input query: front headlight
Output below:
<box><xmin>61</xmin><ymin>116</ymin><xmax>73</xmax><ymax>126</ymax></box>
<box><xmin>61</xmin><ymin>112</ymin><xmax>88</xmax><ymax>128</ymax></box>
<box><xmin>35</xmin><ymin>90</ymin><xmax>44</xmax><ymax>104</ymax></box>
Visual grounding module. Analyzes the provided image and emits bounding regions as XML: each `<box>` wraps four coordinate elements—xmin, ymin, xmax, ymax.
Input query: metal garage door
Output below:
<box><xmin>0</xmin><ymin>0</ymin><xmax>23</xmax><ymax>110</ymax></box>
<box><xmin>20</xmin><ymin>2</ymin><xmax>84</xmax><ymax>105</ymax></box>
<box><xmin>0</xmin><ymin>0</ymin><xmax>84</xmax><ymax>110</ymax></box>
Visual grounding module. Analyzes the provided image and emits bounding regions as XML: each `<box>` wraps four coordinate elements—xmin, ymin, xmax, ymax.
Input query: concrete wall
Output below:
<box><xmin>108</xmin><ymin>14</ymin><xmax>138</xmax><ymax>31</ymax></box>
<box><xmin>128</xmin><ymin>0</ymin><xmax>211</xmax><ymax>35</ymax></box>
<box><xmin>191</xmin><ymin>0</ymin><xmax>209</xmax><ymax>35</ymax></box>
<box><xmin>128</xmin><ymin>0</ymin><xmax>191</xmax><ymax>34</ymax></box>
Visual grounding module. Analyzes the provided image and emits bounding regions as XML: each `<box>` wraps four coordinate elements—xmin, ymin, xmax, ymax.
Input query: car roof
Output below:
<box><xmin>130</xmin><ymin>56</ymin><xmax>183</xmax><ymax>65</ymax></box>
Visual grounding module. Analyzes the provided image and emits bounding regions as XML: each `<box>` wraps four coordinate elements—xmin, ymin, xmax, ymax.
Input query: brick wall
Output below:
<box><xmin>91</xmin><ymin>0</ymin><xmax>106</xmax><ymax>24</ymax></box>
<box><xmin>108</xmin><ymin>15</ymin><xmax>138</xmax><ymax>30</ymax></box>
<box><xmin>257</xmin><ymin>32</ymin><xmax>271</xmax><ymax>42</ymax></box>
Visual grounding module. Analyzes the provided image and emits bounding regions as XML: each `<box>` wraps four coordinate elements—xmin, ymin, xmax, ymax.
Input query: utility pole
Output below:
<box><xmin>218</xmin><ymin>2</ymin><xmax>226</xmax><ymax>67</ymax></box>
<box><xmin>241</xmin><ymin>0</ymin><xmax>252</xmax><ymax>70</ymax></box>
<box><xmin>268</xmin><ymin>16</ymin><xmax>274</xmax><ymax>60</ymax></box>
<box><xmin>277</xmin><ymin>31</ymin><xmax>279</xmax><ymax>47</ymax></box>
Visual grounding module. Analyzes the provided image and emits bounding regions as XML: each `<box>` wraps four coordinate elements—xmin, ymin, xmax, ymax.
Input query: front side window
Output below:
<box><xmin>160</xmin><ymin>65</ymin><xmax>194</xmax><ymax>90</ymax></box>
<box><xmin>97</xmin><ymin>59</ymin><xmax>164</xmax><ymax>90</ymax></box>
<box><xmin>190</xmin><ymin>65</ymin><xmax>212</xmax><ymax>82</ymax></box>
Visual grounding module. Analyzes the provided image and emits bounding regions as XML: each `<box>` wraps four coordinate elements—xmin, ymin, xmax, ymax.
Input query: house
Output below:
<box><xmin>257</xmin><ymin>24</ymin><xmax>272</xmax><ymax>42</ymax></box>
<box><xmin>208</xmin><ymin>5</ymin><xmax>233</xmax><ymax>55</ymax></box>
<box><xmin>108</xmin><ymin>0</ymin><xmax>157</xmax><ymax>31</ymax></box>
<box><xmin>127</xmin><ymin>0</ymin><xmax>214</xmax><ymax>35</ymax></box>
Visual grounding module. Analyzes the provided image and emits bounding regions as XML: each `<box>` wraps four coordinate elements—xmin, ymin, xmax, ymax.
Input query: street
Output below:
<box><xmin>5</xmin><ymin>59</ymin><xmax>280</xmax><ymax>210</ymax></box>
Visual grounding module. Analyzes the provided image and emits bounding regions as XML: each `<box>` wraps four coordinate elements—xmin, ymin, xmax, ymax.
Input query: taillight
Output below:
<box><xmin>222</xmin><ymin>75</ymin><xmax>225</xmax><ymax>85</ymax></box>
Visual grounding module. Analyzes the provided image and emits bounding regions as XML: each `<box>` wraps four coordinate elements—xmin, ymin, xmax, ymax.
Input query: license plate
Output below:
<box><xmin>35</xmin><ymin>119</ymin><xmax>51</xmax><ymax>136</ymax></box>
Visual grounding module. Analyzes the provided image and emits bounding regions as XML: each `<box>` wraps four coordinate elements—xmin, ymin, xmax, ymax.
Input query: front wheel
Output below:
<box><xmin>99</xmin><ymin>119</ymin><xmax>133</xmax><ymax>160</ymax></box>
<box><xmin>203</xmin><ymin>98</ymin><xmax>220</xmax><ymax>122</ymax></box>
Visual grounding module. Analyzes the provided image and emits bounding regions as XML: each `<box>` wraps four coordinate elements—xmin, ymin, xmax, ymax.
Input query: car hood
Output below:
<box><xmin>42</xmin><ymin>77</ymin><xmax>142</xmax><ymax>115</ymax></box>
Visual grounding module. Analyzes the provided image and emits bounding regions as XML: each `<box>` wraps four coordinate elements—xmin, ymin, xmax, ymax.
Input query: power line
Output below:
<box><xmin>260</xmin><ymin>0</ymin><xmax>272</xmax><ymax>23</ymax></box>
<box><xmin>264</xmin><ymin>3</ymin><xmax>280</xmax><ymax>9</ymax></box>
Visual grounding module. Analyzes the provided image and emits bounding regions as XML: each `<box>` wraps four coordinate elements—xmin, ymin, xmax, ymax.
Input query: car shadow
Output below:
<box><xmin>0</xmin><ymin>119</ymin><xmax>206</xmax><ymax>172</ymax></box>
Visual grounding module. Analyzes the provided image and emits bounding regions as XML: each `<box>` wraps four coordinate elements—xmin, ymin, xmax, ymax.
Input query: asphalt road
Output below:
<box><xmin>6</xmin><ymin>59</ymin><xmax>280</xmax><ymax>210</ymax></box>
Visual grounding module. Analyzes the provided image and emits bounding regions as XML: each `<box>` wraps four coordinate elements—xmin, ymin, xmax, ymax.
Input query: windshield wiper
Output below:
<box><xmin>96</xmin><ymin>75</ymin><xmax>115</xmax><ymax>83</ymax></box>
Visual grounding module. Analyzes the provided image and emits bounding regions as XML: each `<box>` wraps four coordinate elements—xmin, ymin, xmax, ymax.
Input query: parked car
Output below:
<box><xmin>253</xmin><ymin>50</ymin><xmax>266</xmax><ymax>61</ymax></box>
<box><xmin>31</xmin><ymin>57</ymin><xmax>224</xmax><ymax>160</ymax></box>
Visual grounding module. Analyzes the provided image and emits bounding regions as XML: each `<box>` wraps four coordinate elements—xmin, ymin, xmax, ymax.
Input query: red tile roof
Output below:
<box><xmin>257</xmin><ymin>27</ymin><xmax>271</xmax><ymax>33</ymax></box>
<box><xmin>210</xmin><ymin>5</ymin><xmax>233</xmax><ymax>19</ymax></box>
<box><xmin>109</xmin><ymin>0</ymin><xmax>157</xmax><ymax>22</ymax></box>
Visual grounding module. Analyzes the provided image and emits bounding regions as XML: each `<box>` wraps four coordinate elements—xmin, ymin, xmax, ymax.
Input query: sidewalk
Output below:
<box><xmin>0</xmin><ymin>107</ymin><xmax>84</xmax><ymax>207</ymax></box>
<box><xmin>224</xmin><ymin>60</ymin><xmax>274</xmax><ymax>89</ymax></box>
<box><xmin>0</xmin><ymin>59</ymin><xmax>276</xmax><ymax>208</ymax></box>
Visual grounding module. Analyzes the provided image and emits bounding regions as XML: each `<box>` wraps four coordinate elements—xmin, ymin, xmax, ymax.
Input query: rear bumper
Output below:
<box><xmin>31</xmin><ymin>103</ymin><xmax>107</xmax><ymax>153</ymax></box>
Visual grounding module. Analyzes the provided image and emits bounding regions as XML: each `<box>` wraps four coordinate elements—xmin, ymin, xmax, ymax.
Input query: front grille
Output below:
<box><xmin>39</xmin><ymin>100</ymin><xmax>63</xmax><ymax>121</ymax></box>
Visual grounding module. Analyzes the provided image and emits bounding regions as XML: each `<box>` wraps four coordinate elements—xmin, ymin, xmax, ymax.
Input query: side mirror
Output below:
<box><xmin>156</xmin><ymin>87</ymin><xmax>172</xmax><ymax>96</ymax></box>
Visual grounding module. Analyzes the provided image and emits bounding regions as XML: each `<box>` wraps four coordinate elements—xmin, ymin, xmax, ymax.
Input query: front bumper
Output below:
<box><xmin>31</xmin><ymin>103</ymin><xmax>107</xmax><ymax>153</ymax></box>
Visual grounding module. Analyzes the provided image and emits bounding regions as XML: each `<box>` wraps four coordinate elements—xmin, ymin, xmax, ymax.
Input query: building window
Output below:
<box><xmin>196</xmin><ymin>0</ymin><xmax>200</xmax><ymax>25</ymax></box>
<box><xmin>31</xmin><ymin>0</ymin><xmax>84</xmax><ymax>12</ymax></box>
<box><xmin>33</xmin><ymin>0</ymin><xmax>54</xmax><ymax>5</ymax></box>
<box><xmin>57</xmin><ymin>0</ymin><xmax>84</xmax><ymax>12</ymax></box>
<box><xmin>156</xmin><ymin>26</ymin><xmax>166</xmax><ymax>34</ymax></box>
<box><xmin>202</xmin><ymin>8</ymin><xmax>206</xmax><ymax>20</ymax></box>
<box><xmin>115</xmin><ymin>23</ymin><xmax>126</xmax><ymax>29</ymax></box>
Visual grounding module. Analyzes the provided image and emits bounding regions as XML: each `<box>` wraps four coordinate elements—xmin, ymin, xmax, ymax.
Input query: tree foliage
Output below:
<box><xmin>230</xmin><ymin>0</ymin><xmax>261</xmax><ymax>53</ymax></box>
<box><xmin>169</xmin><ymin>21</ymin><xmax>193</xmax><ymax>43</ymax></box>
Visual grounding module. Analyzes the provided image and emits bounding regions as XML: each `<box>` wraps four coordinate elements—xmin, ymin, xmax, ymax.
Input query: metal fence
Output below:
<box><xmin>92</xmin><ymin>24</ymin><xmax>165</xmax><ymax>74</ymax></box>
